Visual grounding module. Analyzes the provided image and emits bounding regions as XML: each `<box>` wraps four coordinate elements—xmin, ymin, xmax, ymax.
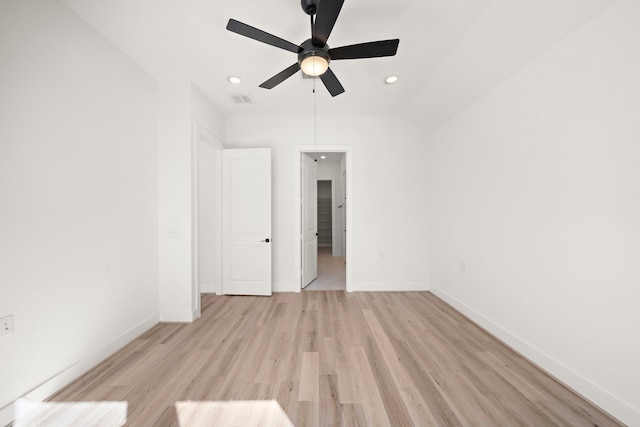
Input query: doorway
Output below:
<box><xmin>305</xmin><ymin>177</ymin><xmax>345</xmax><ymax>290</ymax></box>
<box><xmin>305</xmin><ymin>246</ymin><xmax>345</xmax><ymax>290</ymax></box>
<box><xmin>294</xmin><ymin>146</ymin><xmax>353</xmax><ymax>292</ymax></box>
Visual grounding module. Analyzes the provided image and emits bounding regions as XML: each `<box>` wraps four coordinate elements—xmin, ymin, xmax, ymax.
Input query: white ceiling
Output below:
<box><xmin>313</xmin><ymin>152</ymin><xmax>344</xmax><ymax>162</ymax></box>
<box><xmin>62</xmin><ymin>0</ymin><xmax>614</xmax><ymax>131</ymax></box>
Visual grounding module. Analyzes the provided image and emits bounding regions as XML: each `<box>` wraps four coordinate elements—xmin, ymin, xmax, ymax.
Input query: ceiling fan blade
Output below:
<box><xmin>259</xmin><ymin>63</ymin><xmax>301</xmax><ymax>89</ymax></box>
<box><xmin>319</xmin><ymin>68</ymin><xmax>345</xmax><ymax>97</ymax></box>
<box><xmin>330</xmin><ymin>39</ymin><xmax>399</xmax><ymax>60</ymax></box>
<box><xmin>312</xmin><ymin>0</ymin><xmax>344</xmax><ymax>46</ymax></box>
<box><xmin>227</xmin><ymin>19</ymin><xmax>300</xmax><ymax>53</ymax></box>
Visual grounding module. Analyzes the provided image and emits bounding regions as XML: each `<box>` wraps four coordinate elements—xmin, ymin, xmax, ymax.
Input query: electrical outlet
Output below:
<box><xmin>1</xmin><ymin>315</ymin><xmax>13</xmax><ymax>335</ymax></box>
<box><xmin>459</xmin><ymin>261</ymin><xmax>466</xmax><ymax>272</ymax></box>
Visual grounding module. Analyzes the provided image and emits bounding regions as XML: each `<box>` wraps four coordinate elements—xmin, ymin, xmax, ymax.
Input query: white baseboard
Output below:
<box><xmin>0</xmin><ymin>314</ymin><xmax>157</xmax><ymax>427</ymax></box>
<box><xmin>430</xmin><ymin>286</ymin><xmax>638</xmax><ymax>427</ymax></box>
<box><xmin>353</xmin><ymin>282</ymin><xmax>428</xmax><ymax>292</ymax></box>
<box><xmin>255</xmin><ymin>283</ymin><xmax>428</xmax><ymax>293</ymax></box>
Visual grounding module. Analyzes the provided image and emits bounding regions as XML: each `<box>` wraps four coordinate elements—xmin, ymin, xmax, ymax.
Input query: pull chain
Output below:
<box><xmin>313</xmin><ymin>73</ymin><xmax>318</xmax><ymax>161</ymax></box>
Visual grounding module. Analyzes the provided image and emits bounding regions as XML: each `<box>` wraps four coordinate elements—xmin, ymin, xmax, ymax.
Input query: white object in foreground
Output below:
<box><xmin>14</xmin><ymin>399</ymin><xmax>127</xmax><ymax>427</ymax></box>
<box><xmin>176</xmin><ymin>400</ymin><xmax>294</xmax><ymax>427</ymax></box>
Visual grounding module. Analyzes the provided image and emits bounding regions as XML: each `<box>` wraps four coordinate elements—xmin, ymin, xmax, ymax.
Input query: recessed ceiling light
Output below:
<box><xmin>385</xmin><ymin>75</ymin><xmax>399</xmax><ymax>84</ymax></box>
<box><xmin>320</xmin><ymin>155</ymin><xmax>326</xmax><ymax>159</ymax></box>
<box><xmin>228</xmin><ymin>76</ymin><xmax>242</xmax><ymax>84</ymax></box>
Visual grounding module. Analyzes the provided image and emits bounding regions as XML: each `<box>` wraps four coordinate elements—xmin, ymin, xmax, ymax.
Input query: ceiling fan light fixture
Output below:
<box><xmin>299</xmin><ymin>53</ymin><xmax>329</xmax><ymax>77</ymax></box>
<box><xmin>228</xmin><ymin>76</ymin><xmax>242</xmax><ymax>84</ymax></box>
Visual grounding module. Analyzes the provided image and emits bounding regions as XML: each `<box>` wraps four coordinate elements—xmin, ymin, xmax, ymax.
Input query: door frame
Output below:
<box><xmin>294</xmin><ymin>145</ymin><xmax>353</xmax><ymax>292</ymax></box>
<box><xmin>301</xmin><ymin>153</ymin><xmax>318</xmax><ymax>288</ymax></box>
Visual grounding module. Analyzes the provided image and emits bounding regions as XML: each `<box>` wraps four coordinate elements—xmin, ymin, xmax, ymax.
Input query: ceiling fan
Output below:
<box><xmin>226</xmin><ymin>0</ymin><xmax>400</xmax><ymax>97</ymax></box>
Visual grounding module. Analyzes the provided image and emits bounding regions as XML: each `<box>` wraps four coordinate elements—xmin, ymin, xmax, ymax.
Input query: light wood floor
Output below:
<box><xmin>51</xmin><ymin>292</ymin><xmax>621</xmax><ymax>426</ymax></box>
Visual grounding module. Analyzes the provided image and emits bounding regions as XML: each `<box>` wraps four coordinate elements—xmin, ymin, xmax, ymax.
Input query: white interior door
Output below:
<box><xmin>301</xmin><ymin>153</ymin><xmax>318</xmax><ymax>288</ymax></box>
<box><xmin>222</xmin><ymin>148</ymin><xmax>272</xmax><ymax>296</ymax></box>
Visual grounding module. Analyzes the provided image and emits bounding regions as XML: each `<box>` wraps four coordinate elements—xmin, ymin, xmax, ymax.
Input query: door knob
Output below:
<box><xmin>261</xmin><ymin>238</ymin><xmax>270</xmax><ymax>243</ymax></box>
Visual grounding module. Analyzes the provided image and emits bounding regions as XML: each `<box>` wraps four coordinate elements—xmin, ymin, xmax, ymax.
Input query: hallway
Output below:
<box><xmin>304</xmin><ymin>247</ymin><xmax>345</xmax><ymax>291</ymax></box>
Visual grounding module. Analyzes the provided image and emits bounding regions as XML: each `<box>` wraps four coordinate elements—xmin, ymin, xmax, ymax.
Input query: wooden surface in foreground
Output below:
<box><xmin>52</xmin><ymin>291</ymin><xmax>622</xmax><ymax>426</ymax></box>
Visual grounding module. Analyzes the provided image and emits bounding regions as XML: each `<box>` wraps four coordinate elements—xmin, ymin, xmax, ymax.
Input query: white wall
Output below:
<box><xmin>196</xmin><ymin>136</ymin><xmax>218</xmax><ymax>293</ymax></box>
<box><xmin>192</xmin><ymin>87</ymin><xmax>224</xmax><ymax>296</ymax></box>
<box><xmin>425</xmin><ymin>1</ymin><xmax>640</xmax><ymax>424</ymax></box>
<box><xmin>226</xmin><ymin>115</ymin><xmax>429</xmax><ymax>292</ymax></box>
<box><xmin>158</xmin><ymin>83</ymin><xmax>225</xmax><ymax>321</ymax></box>
<box><xmin>158</xmin><ymin>83</ymin><xmax>194</xmax><ymax>321</ymax></box>
<box><xmin>191</xmin><ymin>85</ymin><xmax>225</xmax><ymax>142</ymax></box>
<box><xmin>0</xmin><ymin>2</ymin><xmax>158</xmax><ymax>424</ymax></box>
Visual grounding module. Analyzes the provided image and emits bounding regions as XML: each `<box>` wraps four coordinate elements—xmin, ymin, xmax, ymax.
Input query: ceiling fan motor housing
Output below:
<box><xmin>298</xmin><ymin>39</ymin><xmax>330</xmax><ymax>75</ymax></box>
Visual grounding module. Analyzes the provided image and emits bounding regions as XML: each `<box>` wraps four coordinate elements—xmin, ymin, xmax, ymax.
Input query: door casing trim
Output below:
<box><xmin>294</xmin><ymin>145</ymin><xmax>353</xmax><ymax>292</ymax></box>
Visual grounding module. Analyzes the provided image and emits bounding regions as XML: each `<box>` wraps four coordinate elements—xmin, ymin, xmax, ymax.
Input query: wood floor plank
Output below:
<box><xmin>361</xmin><ymin>309</ymin><xmax>415</xmax><ymax>389</ymax></box>
<box><xmin>477</xmin><ymin>368</ymin><xmax>558</xmax><ymax>426</ymax></box>
<box><xmin>109</xmin><ymin>344</ymin><xmax>172</xmax><ymax>387</ymax></box>
<box><xmin>299</xmin><ymin>352</ymin><xmax>320</xmax><ymax>402</ymax></box>
<box><xmin>149</xmin><ymin>405</ymin><xmax>178</xmax><ymax>427</ymax></box>
<box><xmin>478</xmin><ymin>351</ymin><xmax>551</xmax><ymax>402</ymax></box>
<box><xmin>392</xmin><ymin>339</ymin><xmax>464</xmax><ymax>427</ymax></box>
<box><xmin>49</xmin><ymin>292</ymin><xmax>623</xmax><ymax>426</ymax></box>
<box><xmin>429</xmin><ymin>368</ymin><xmax>502</xmax><ymax>426</ymax></box>
<box><xmin>319</xmin><ymin>336</ymin><xmax>337</xmax><ymax>375</ymax></box>
<box><xmin>398</xmin><ymin>386</ymin><xmax>439</xmax><ymax>426</ymax></box>
<box><xmin>336</xmin><ymin>365</ymin><xmax>361</xmax><ymax>405</ymax></box>
<box><xmin>350</xmin><ymin>346</ymin><xmax>391</xmax><ymax>426</ymax></box>
<box><xmin>340</xmin><ymin>404</ymin><xmax>368</xmax><ymax>426</ymax></box>
<box><xmin>319</xmin><ymin>375</ymin><xmax>341</xmax><ymax>427</ymax></box>
<box><xmin>360</xmin><ymin>334</ymin><xmax>414</xmax><ymax>426</ymax></box>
